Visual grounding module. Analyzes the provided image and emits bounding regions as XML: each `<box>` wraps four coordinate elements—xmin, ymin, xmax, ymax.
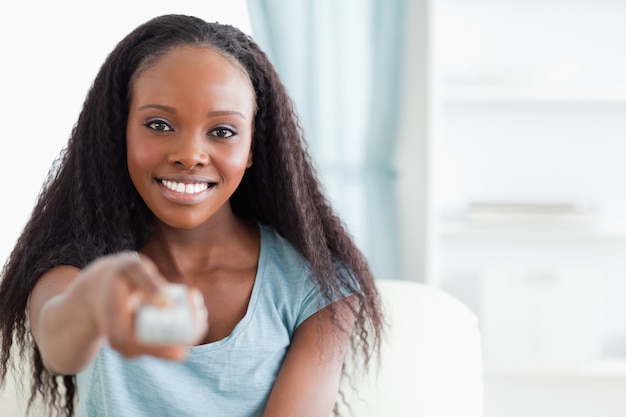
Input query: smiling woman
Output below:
<box><xmin>0</xmin><ymin>10</ymin><xmax>253</xmax><ymax>417</ymax></box>
<box><xmin>0</xmin><ymin>12</ymin><xmax>383</xmax><ymax>417</ymax></box>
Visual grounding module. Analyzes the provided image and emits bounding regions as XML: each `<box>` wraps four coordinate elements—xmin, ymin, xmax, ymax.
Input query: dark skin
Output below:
<box><xmin>139</xmin><ymin>216</ymin><xmax>260</xmax><ymax>344</ymax></box>
<box><xmin>28</xmin><ymin>46</ymin><xmax>353</xmax><ymax>417</ymax></box>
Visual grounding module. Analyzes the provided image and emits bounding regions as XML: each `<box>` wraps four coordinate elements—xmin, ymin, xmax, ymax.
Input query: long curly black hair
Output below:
<box><xmin>0</xmin><ymin>14</ymin><xmax>383</xmax><ymax>416</ymax></box>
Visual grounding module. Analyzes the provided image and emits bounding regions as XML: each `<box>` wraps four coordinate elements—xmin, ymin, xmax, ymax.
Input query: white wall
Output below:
<box><xmin>0</xmin><ymin>1</ymin><xmax>251</xmax><ymax>265</ymax></box>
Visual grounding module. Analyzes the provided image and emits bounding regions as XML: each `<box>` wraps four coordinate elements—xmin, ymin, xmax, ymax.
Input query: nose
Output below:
<box><xmin>168</xmin><ymin>131</ymin><xmax>209</xmax><ymax>169</ymax></box>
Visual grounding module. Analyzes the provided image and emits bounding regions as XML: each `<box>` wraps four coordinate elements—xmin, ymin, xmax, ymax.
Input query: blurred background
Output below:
<box><xmin>432</xmin><ymin>1</ymin><xmax>626</xmax><ymax>416</ymax></box>
<box><xmin>2</xmin><ymin>0</ymin><xmax>626</xmax><ymax>416</ymax></box>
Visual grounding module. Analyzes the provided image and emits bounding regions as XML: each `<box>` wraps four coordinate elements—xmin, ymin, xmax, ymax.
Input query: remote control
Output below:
<box><xmin>135</xmin><ymin>284</ymin><xmax>208</xmax><ymax>345</ymax></box>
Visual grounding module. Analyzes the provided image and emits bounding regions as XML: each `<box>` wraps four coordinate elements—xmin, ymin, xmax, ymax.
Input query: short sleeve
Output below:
<box><xmin>294</xmin><ymin>266</ymin><xmax>355</xmax><ymax>328</ymax></box>
<box><xmin>294</xmin><ymin>275</ymin><xmax>323</xmax><ymax>328</ymax></box>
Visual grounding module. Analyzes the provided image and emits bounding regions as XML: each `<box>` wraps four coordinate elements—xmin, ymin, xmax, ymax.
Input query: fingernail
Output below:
<box><xmin>191</xmin><ymin>288</ymin><xmax>204</xmax><ymax>306</ymax></box>
<box><xmin>127</xmin><ymin>292</ymin><xmax>142</xmax><ymax>312</ymax></box>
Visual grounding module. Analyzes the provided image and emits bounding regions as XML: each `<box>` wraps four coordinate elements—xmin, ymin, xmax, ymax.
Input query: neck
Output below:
<box><xmin>140</xmin><ymin>213</ymin><xmax>259</xmax><ymax>282</ymax></box>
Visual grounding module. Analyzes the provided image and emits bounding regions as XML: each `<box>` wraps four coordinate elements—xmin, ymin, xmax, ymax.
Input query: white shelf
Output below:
<box><xmin>441</xmin><ymin>220</ymin><xmax>626</xmax><ymax>240</ymax></box>
<box><xmin>442</xmin><ymin>88</ymin><xmax>626</xmax><ymax>104</ymax></box>
<box><xmin>485</xmin><ymin>359</ymin><xmax>626</xmax><ymax>378</ymax></box>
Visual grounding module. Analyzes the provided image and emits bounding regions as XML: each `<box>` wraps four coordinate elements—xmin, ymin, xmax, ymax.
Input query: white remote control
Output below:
<box><xmin>135</xmin><ymin>284</ymin><xmax>208</xmax><ymax>345</ymax></box>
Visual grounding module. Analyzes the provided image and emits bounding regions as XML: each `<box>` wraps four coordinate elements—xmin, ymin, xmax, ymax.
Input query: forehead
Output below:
<box><xmin>130</xmin><ymin>46</ymin><xmax>255</xmax><ymax>110</ymax></box>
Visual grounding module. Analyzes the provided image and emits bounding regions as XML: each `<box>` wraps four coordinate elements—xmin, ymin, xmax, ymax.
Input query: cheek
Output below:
<box><xmin>221</xmin><ymin>146</ymin><xmax>253</xmax><ymax>176</ymax></box>
<box><xmin>126</xmin><ymin>132</ymin><xmax>160</xmax><ymax>181</ymax></box>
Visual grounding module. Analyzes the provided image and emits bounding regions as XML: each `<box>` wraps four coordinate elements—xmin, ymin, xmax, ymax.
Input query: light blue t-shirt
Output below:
<box><xmin>76</xmin><ymin>225</ymin><xmax>337</xmax><ymax>417</ymax></box>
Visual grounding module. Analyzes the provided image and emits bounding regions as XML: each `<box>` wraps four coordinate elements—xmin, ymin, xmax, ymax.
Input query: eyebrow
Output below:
<box><xmin>137</xmin><ymin>104</ymin><xmax>246</xmax><ymax>119</ymax></box>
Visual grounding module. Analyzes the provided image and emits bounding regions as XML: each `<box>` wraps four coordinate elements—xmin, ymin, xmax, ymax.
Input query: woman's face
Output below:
<box><xmin>126</xmin><ymin>46</ymin><xmax>255</xmax><ymax>230</ymax></box>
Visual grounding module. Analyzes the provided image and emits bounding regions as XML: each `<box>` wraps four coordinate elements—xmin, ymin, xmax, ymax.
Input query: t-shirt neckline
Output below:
<box><xmin>188</xmin><ymin>224</ymin><xmax>267</xmax><ymax>354</ymax></box>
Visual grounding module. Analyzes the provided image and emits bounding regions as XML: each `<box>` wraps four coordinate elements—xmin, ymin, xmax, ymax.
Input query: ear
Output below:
<box><xmin>246</xmin><ymin>149</ymin><xmax>253</xmax><ymax>168</ymax></box>
<box><xmin>246</xmin><ymin>126</ymin><xmax>254</xmax><ymax>168</ymax></box>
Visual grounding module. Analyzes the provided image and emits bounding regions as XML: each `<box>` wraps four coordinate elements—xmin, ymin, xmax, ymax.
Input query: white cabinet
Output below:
<box><xmin>431</xmin><ymin>0</ymin><xmax>626</xmax><ymax>415</ymax></box>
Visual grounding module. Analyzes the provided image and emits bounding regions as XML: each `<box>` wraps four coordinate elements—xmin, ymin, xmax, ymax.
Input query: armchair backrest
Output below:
<box><xmin>337</xmin><ymin>279</ymin><xmax>484</xmax><ymax>417</ymax></box>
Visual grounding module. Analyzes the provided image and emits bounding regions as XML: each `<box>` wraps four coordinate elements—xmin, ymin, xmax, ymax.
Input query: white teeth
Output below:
<box><xmin>162</xmin><ymin>180</ymin><xmax>209</xmax><ymax>194</ymax></box>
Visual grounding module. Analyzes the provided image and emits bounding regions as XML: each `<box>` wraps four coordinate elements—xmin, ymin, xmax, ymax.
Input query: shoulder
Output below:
<box><xmin>257</xmin><ymin>224</ymin><xmax>313</xmax><ymax>301</ymax></box>
<box><xmin>257</xmin><ymin>225</ymin><xmax>351</xmax><ymax>327</ymax></box>
<box><xmin>260</xmin><ymin>224</ymin><xmax>299</xmax><ymax>255</ymax></box>
<box><xmin>259</xmin><ymin>224</ymin><xmax>309</xmax><ymax>274</ymax></box>
<box><xmin>258</xmin><ymin>224</ymin><xmax>356</xmax><ymax>294</ymax></box>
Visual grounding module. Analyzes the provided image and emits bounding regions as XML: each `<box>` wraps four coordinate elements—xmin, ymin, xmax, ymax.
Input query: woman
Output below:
<box><xmin>0</xmin><ymin>14</ymin><xmax>383</xmax><ymax>416</ymax></box>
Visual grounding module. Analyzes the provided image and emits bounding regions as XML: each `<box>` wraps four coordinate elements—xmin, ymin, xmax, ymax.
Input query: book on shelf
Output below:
<box><xmin>465</xmin><ymin>199</ymin><xmax>597</xmax><ymax>226</ymax></box>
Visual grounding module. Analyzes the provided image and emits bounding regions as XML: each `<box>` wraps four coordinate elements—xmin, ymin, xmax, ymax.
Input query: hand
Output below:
<box><xmin>75</xmin><ymin>252</ymin><xmax>201</xmax><ymax>361</ymax></box>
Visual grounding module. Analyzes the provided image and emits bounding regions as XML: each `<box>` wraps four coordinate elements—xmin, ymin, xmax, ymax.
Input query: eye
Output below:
<box><xmin>145</xmin><ymin>120</ymin><xmax>173</xmax><ymax>132</ymax></box>
<box><xmin>208</xmin><ymin>127</ymin><xmax>237</xmax><ymax>139</ymax></box>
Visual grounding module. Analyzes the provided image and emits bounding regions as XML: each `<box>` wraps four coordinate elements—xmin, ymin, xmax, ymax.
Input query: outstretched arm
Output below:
<box><xmin>263</xmin><ymin>299</ymin><xmax>355</xmax><ymax>417</ymax></box>
<box><xmin>28</xmin><ymin>253</ymin><xmax>191</xmax><ymax>375</ymax></box>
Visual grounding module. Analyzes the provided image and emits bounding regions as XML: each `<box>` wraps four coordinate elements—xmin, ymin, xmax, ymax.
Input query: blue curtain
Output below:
<box><xmin>247</xmin><ymin>0</ymin><xmax>406</xmax><ymax>280</ymax></box>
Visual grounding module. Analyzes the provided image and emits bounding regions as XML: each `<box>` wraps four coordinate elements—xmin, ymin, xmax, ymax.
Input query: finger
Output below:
<box><xmin>116</xmin><ymin>252</ymin><xmax>168</xmax><ymax>295</ymax></box>
<box><xmin>101</xmin><ymin>256</ymin><xmax>156</xmax><ymax>353</ymax></box>
<box><xmin>189</xmin><ymin>287</ymin><xmax>209</xmax><ymax>340</ymax></box>
<box><xmin>137</xmin><ymin>345</ymin><xmax>189</xmax><ymax>361</ymax></box>
<box><xmin>111</xmin><ymin>335</ymin><xmax>188</xmax><ymax>361</ymax></box>
<box><xmin>120</xmin><ymin>271</ymin><xmax>188</xmax><ymax>358</ymax></box>
<box><xmin>105</xmin><ymin>273</ymin><xmax>141</xmax><ymax>355</ymax></box>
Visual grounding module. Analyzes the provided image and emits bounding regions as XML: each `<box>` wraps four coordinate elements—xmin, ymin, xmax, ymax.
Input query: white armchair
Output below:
<box><xmin>337</xmin><ymin>279</ymin><xmax>484</xmax><ymax>417</ymax></box>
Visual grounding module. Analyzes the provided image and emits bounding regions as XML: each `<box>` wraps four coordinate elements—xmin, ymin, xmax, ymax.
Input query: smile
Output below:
<box><xmin>160</xmin><ymin>180</ymin><xmax>211</xmax><ymax>194</ymax></box>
